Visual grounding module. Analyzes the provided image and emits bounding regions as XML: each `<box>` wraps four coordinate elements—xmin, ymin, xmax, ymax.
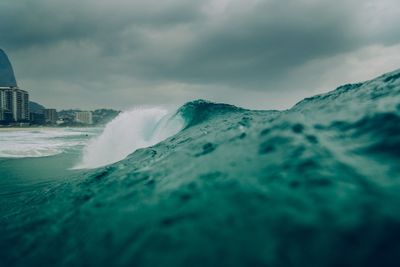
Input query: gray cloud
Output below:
<box><xmin>0</xmin><ymin>0</ymin><xmax>399</xmax><ymax>110</ymax></box>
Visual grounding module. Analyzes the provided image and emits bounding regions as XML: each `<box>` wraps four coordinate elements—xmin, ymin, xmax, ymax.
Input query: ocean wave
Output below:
<box><xmin>76</xmin><ymin>107</ymin><xmax>184</xmax><ymax>169</ymax></box>
<box><xmin>176</xmin><ymin>99</ymin><xmax>244</xmax><ymax>129</ymax></box>
<box><xmin>2</xmin><ymin>69</ymin><xmax>400</xmax><ymax>267</ymax></box>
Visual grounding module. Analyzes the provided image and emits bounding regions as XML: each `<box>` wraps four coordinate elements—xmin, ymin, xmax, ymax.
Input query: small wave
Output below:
<box><xmin>0</xmin><ymin>128</ymin><xmax>93</xmax><ymax>158</ymax></box>
<box><xmin>76</xmin><ymin>107</ymin><xmax>184</xmax><ymax>169</ymax></box>
<box><xmin>0</xmin><ymin>146</ymin><xmax>64</xmax><ymax>158</ymax></box>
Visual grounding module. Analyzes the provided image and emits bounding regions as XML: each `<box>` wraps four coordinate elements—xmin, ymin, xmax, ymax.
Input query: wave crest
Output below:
<box><xmin>177</xmin><ymin>99</ymin><xmax>243</xmax><ymax>129</ymax></box>
<box><xmin>76</xmin><ymin>107</ymin><xmax>184</xmax><ymax>169</ymax></box>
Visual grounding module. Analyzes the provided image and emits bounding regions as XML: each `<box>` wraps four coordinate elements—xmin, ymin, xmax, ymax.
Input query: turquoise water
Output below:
<box><xmin>0</xmin><ymin>128</ymin><xmax>97</xmax><ymax>196</ymax></box>
<box><xmin>1</xmin><ymin>70</ymin><xmax>400</xmax><ymax>266</ymax></box>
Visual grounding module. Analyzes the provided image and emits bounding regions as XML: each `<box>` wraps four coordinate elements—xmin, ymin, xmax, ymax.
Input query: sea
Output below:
<box><xmin>1</xmin><ymin>69</ymin><xmax>400</xmax><ymax>267</ymax></box>
<box><xmin>0</xmin><ymin>107</ymin><xmax>183</xmax><ymax>196</ymax></box>
<box><xmin>0</xmin><ymin>127</ymin><xmax>98</xmax><ymax>196</ymax></box>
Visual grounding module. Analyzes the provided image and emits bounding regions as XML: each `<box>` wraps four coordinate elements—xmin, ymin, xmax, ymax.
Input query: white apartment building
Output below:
<box><xmin>0</xmin><ymin>87</ymin><xmax>29</xmax><ymax>122</ymax></box>
<box><xmin>75</xmin><ymin>111</ymin><xmax>93</xmax><ymax>124</ymax></box>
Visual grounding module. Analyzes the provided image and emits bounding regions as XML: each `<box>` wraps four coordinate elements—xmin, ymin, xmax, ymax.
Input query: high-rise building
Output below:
<box><xmin>44</xmin><ymin>109</ymin><xmax>58</xmax><ymax>124</ymax></box>
<box><xmin>0</xmin><ymin>87</ymin><xmax>29</xmax><ymax>122</ymax></box>
<box><xmin>0</xmin><ymin>88</ymin><xmax>13</xmax><ymax>121</ymax></box>
<box><xmin>12</xmin><ymin>88</ymin><xmax>29</xmax><ymax>121</ymax></box>
<box><xmin>0</xmin><ymin>49</ymin><xmax>29</xmax><ymax>123</ymax></box>
<box><xmin>75</xmin><ymin>111</ymin><xmax>93</xmax><ymax>124</ymax></box>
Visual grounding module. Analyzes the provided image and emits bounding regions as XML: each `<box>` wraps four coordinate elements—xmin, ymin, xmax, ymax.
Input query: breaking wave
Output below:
<box><xmin>76</xmin><ymin>107</ymin><xmax>184</xmax><ymax>169</ymax></box>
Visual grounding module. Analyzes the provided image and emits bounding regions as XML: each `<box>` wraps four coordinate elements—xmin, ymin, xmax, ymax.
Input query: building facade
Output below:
<box><xmin>0</xmin><ymin>49</ymin><xmax>30</xmax><ymax>123</ymax></box>
<box><xmin>12</xmin><ymin>88</ymin><xmax>29</xmax><ymax>121</ymax></box>
<box><xmin>75</xmin><ymin>111</ymin><xmax>93</xmax><ymax>124</ymax></box>
<box><xmin>0</xmin><ymin>87</ymin><xmax>29</xmax><ymax>122</ymax></box>
<box><xmin>44</xmin><ymin>109</ymin><xmax>58</xmax><ymax>124</ymax></box>
<box><xmin>0</xmin><ymin>88</ymin><xmax>12</xmax><ymax>121</ymax></box>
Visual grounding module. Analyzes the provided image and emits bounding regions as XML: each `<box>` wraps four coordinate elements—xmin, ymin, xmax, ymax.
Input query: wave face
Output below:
<box><xmin>1</xmin><ymin>69</ymin><xmax>400</xmax><ymax>267</ymax></box>
<box><xmin>177</xmin><ymin>99</ymin><xmax>244</xmax><ymax>128</ymax></box>
<box><xmin>77</xmin><ymin>107</ymin><xmax>184</xmax><ymax>168</ymax></box>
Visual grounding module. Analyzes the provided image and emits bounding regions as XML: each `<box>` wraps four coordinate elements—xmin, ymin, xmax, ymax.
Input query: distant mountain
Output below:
<box><xmin>0</xmin><ymin>48</ymin><xmax>18</xmax><ymax>87</ymax></box>
<box><xmin>57</xmin><ymin>108</ymin><xmax>120</xmax><ymax>126</ymax></box>
<box><xmin>29</xmin><ymin>101</ymin><xmax>46</xmax><ymax>114</ymax></box>
<box><xmin>92</xmin><ymin>109</ymin><xmax>120</xmax><ymax>125</ymax></box>
<box><xmin>57</xmin><ymin>109</ymin><xmax>81</xmax><ymax>118</ymax></box>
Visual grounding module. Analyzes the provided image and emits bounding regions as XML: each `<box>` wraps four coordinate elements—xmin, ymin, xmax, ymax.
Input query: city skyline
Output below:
<box><xmin>1</xmin><ymin>0</ymin><xmax>400</xmax><ymax>110</ymax></box>
<box><xmin>1</xmin><ymin>49</ymin><xmax>113</xmax><ymax>125</ymax></box>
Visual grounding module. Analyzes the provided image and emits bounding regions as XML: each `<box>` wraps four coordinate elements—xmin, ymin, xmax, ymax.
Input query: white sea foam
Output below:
<box><xmin>76</xmin><ymin>107</ymin><xmax>184</xmax><ymax>169</ymax></box>
<box><xmin>0</xmin><ymin>128</ymin><xmax>96</xmax><ymax>158</ymax></box>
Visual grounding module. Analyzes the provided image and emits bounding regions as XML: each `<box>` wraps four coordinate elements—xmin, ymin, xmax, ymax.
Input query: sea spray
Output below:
<box><xmin>76</xmin><ymin>107</ymin><xmax>184</xmax><ymax>169</ymax></box>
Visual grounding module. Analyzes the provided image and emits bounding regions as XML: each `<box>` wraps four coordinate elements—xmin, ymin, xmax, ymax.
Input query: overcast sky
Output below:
<box><xmin>1</xmin><ymin>0</ymin><xmax>400</xmax><ymax>110</ymax></box>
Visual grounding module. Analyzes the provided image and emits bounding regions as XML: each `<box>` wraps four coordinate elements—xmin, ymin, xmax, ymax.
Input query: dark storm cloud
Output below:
<box><xmin>0</xmin><ymin>0</ymin><xmax>202</xmax><ymax>48</ymax></box>
<box><xmin>146</xmin><ymin>1</ymin><xmax>362</xmax><ymax>85</ymax></box>
<box><xmin>0</xmin><ymin>0</ymin><xmax>399</xmax><ymax>109</ymax></box>
<box><xmin>128</xmin><ymin>0</ymin><xmax>400</xmax><ymax>87</ymax></box>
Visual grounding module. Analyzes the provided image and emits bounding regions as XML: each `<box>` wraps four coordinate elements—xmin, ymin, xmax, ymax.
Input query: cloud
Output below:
<box><xmin>0</xmin><ymin>0</ymin><xmax>399</xmax><ymax>110</ymax></box>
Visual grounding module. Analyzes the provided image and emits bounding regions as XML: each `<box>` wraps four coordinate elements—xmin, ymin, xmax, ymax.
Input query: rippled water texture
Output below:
<box><xmin>1</xmin><ymin>70</ymin><xmax>400</xmax><ymax>267</ymax></box>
